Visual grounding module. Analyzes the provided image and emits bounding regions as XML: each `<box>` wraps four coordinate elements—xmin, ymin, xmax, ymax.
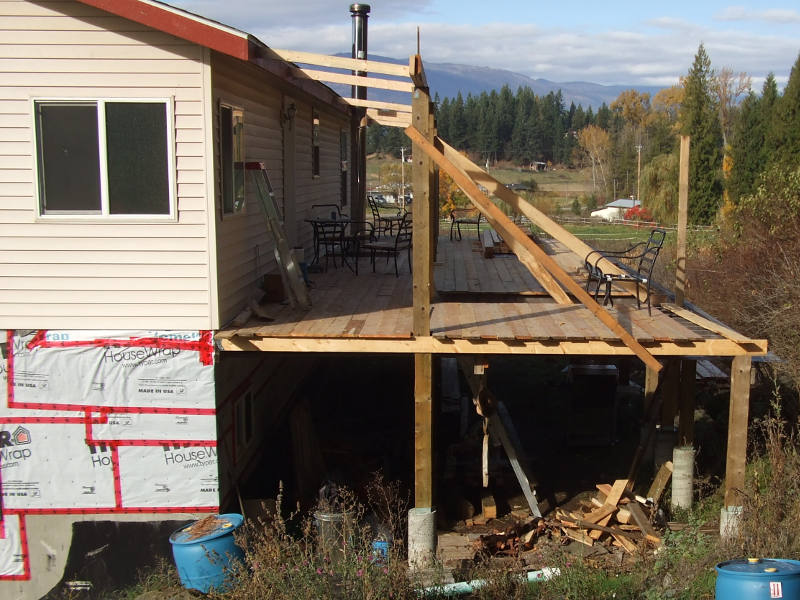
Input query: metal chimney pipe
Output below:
<box><xmin>349</xmin><ymin>4</ymin><xmax>370</xmax><ymax>218</ymax></box>
<box><xmin>350</xmin><ymin>4</ymin><xmax>370</xmax><ymax>99</ymax></box>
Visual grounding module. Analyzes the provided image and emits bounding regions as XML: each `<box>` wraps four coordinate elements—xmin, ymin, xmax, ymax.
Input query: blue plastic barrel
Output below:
<box><xmin>170</xmin><ymin>513</ymin><xmax>245</xmax><ymax>593</ymax></box>
<box><xmin>716</xmin><ymin>558</ymin><xmax>800</xmax><ymax>599</ymax></box>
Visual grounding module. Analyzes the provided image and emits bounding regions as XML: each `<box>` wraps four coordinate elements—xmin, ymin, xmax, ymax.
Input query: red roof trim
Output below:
<box><xmin>75</xmin><ymin>0</ymin><xmax>251</xmax><ymax>61</ymax></box>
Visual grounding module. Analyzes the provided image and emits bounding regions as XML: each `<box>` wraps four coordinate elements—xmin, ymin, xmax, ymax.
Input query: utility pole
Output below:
<box><xmin>635</xmin><ymin>144</ymin><xmax>642</xmax><ymax>203</ymax></box>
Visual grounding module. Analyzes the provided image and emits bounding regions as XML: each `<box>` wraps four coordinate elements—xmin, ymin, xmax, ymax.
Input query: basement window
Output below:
<box><xmin>312</xmin><ymin>109</ymin><xmax>320</xmax><ymax>177</ymax></box>
<box><xmin>34</xmin><ymin>99</ymin><xmax>174</xmax><ymax>217</ymax></box>
<box><xmin>220</xmin><ymin>103</ymin><xmax>245</xmax><ymax>214</ymax></box>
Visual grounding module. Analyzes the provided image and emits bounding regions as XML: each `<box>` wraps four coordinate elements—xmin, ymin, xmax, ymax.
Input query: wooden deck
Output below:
<box><xmin>217</xmin><ymin>236</ymin><xmax>767</xmax><ymax>357</ymax></box>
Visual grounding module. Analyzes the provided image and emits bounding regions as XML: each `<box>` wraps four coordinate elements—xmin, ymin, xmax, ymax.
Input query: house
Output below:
<box><xmin>0</xmin><ymin>0</ymin><xmax>767</xmax><ymax>596</ymax></box>
<box><xmin>0</xmin><ymin>0</ymin><xmax>367</xmax><ymax>595</ymax></box>
<box><xmin>591</xmin><ymin>197</ymin><xmax>640</xmax><ymax>221</ymax></box>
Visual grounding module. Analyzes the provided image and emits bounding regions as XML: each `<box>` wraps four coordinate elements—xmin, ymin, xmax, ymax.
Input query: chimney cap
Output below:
<box><xmin>349</xmin><ymin>4</ymin><xmax>371</xmax><ymax>15</ymax></box>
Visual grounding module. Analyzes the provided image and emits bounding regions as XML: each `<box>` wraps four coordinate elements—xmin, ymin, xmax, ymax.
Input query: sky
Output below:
<box><xmin>168</xmin><ymin>1</ymin><xmax>800</xmax><ymax>89</ymax></box>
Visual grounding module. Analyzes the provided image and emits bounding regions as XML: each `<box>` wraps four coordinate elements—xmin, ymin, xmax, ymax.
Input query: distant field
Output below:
<box><xmin>367</xmin><ymin>154</ymin><xmax>595</xmax><ymax>196</ymax></box>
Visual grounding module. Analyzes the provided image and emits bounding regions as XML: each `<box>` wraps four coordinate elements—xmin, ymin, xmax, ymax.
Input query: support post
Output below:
<box><xmin>676</xmin><ymin>136</ymin><xmax>690</xmax><ymax>306</ymax></box>
<box><xmin>411</xmin><ymin>71</ymin><xmax>435</xmax><ymax>565</ymax></box>
<box><xmin>722</xmin><ymin>355</ymin><xmax>752</xmax><ymax>536</ymax></box>
<box><xmin>678</xmin><ymin>359</ymin><xmax>696</xmax><ymax>445</ymax></box>
<box><xmin>655</xmin><ymin>359</ymin><xmax>680</xmax><ymax>468</ymax></box>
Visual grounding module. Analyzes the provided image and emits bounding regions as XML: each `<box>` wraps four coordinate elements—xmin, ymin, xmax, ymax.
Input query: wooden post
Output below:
<box><xmin>724</xmin><ymin>355</ymin><xmax>752</xmax><ymax>507</ymax></box>
<box><xmin>678</xmin><ymin>359</ymin><xmax>697</xmax><ymax>445</ymax></box>
<box><xmin>411</xmin><ymin>64</ymin><xmax>434</xmax><ymax>512</ymax></box>
<box><xmin>675</xmin><ymin>136</ymin><xmax>690</xmax><ymax>307</ymax></box>
<box><xmin>660</xmin><ymin>359</ymin><xmax>680</xmax><ymax>429</ymax></box>
<box><xmin>411</xmin><ymin>86</ymin><xmax>432</xmax><ymax>337</ymax></box>
<box><xmin>644</xmin><ymin>366</ymin><xmax>659</xmax><ymax>415</ymax></box>
<box><xmin>414</xmin><ymin>353</ymin><xmax>433</xmax><ymax>508</ymax></box>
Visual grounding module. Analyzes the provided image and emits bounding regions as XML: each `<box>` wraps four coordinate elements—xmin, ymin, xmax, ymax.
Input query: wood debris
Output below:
<box><xmin>552</xmin><ymin>478</ymin><xmax>663</xmax><ymax>554</ymax></box>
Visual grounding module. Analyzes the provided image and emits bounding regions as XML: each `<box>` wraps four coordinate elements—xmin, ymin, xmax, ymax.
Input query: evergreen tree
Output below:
<box><xmin>680</xmin><ymin>43</ymin><xmax>724</xmax><ymax>224</ymax></box>
<box><xmin>770</xmin><ymin>54</ymin><xmax>800</xmax><ymax>166</ymax></box>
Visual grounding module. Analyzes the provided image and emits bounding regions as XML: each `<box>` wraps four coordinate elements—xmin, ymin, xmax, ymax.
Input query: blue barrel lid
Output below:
<box><xmin>716</xmin><ymin>558</ymin><xmax>800</xmax><ymax>577</ymax></box>
<box><xmin>170</xmin><ymin>513</ymin><xmax>244</xmax><ymax>545</ymax></box>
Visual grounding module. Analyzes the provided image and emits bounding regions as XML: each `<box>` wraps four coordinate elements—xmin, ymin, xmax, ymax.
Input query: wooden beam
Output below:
<box><xmin>295</xmin><ymin>68</ymin><xmax>414</xmax><ymax>93</ymax></box>
<box><xmin>646</xmin><ymin>460</ymin><xmax>674</xmax><ymax>504</ymax></box>
<box><xmin>675</xmin><ymin>136</ymin><xmax>690</xmax><ymax>306</ymax></box>
<box><xmin>219</xmin><ymin>336</ymin><xmax>768</xmax><ymax>357</ymax></box>
<box><xmin>415</xmin><ymin>353</ymin><xmax>434</xmax><ymax>508</ymax></box>
<box><xmin>412</xmin><ymin>88</ymin><xmax>433</xmax><ymax>337</ymax></box>
<box><xmin>678</xmin><ymin>359</ymin><xmax>697</xmax><ymax>445</ymax></box>
<box><xmin>438</xmin><ymin>139</ymin><xmax>640</xmax><ymax>297</ymax></box>
<box><xmin>724</xmin><ymin>355</ymin><xmax>752</xmax><ymax>507</ymax></box>
<box><xmin>271</xmin><ymin>48</ymin><xmax>411</xmax><ymax>77</ymax></box>
<box><xmin>411</xmin><ymin>131</ymin><xmax>570</xmax><ymax>304</ymax></box>
<box><xmin>660</xmin><ymin>303</ymin><xmax>756</xmax><ymax>344</ymax></box>
<box><xmin>409</xmin><ymin>54</ymin><xmax>428</xmax><ymax>88</ymax></box>
<box><xmin>365</xmin><ymin>108</ymin><xmax>411</xmax><ymax>128</ymax></box>
<box><xmin>644</xmin><ymin>365</ymin><xmax>660</xmax><ymax>415</ymax></box>
<box><xmin>406</xmin><ymin>128</ymin><xmax>663</xmax><ymax>373</ymax></box>
<box><xmin>344</xmin><ymin>97</ymin><xmax>412</xmax><ymax>112</ymax></box>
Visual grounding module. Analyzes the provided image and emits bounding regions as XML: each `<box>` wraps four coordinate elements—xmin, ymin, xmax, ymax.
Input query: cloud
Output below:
<box><xmin>716</xmin><ymin>6</ymin><xmax>800</xmax><ymax>24</ymax></box>
<box><xmin>164</xmin><ymin>1</ymin><xmax>798</xmax><ymax>87</ymax></box>
<box><xmin>168</xmin><ymin>0</ymin><xmax>435</xmax><ymax>30</ymax></box>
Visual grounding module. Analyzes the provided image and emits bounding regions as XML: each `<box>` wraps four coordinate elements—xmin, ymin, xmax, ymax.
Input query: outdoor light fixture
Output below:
<box><xmin>281</xmin><ymin>102</ymin><xmax>297</xmax><ymax>126</ymax></box>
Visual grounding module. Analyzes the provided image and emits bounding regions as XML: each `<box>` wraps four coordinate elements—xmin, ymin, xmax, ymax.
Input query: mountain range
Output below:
<box><xmin>331</xmin><ymin>54</ymin><xmax>664</xmax><ymax>109</ymax></box>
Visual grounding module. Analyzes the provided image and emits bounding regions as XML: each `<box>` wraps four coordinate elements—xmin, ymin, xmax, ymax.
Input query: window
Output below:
<box><xmin>34</xmin><ymin>100</ymin><xmax>173</xmax><ymax>217</ymax></box>
<box><xmin>312</xmin><ymin>109</ymin><xmax>320</xmax><ymax>177</ymax></box>
<box><xmin>340</xmin><ymin>129</ymin><xmax>348</xmax><ymax>206</ymax></box>
<box><xmin>220</xmin><ymin>103</ymin><xmax>245</xmax><ymax>214</ymax></box>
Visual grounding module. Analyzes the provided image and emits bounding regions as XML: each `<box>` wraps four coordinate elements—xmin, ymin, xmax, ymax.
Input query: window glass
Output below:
<box><xmin>106</xmin><ymin>102</ymin><xmax>170</xmax><ymax>214</ymax></box>
<box><xmin>35</xmin><ymin>99</ymin><xmax>173</xmax><ymax>217</ymax></box>
<box><xmin>221</xmin><ymin>104</ymin><xmax>245</xmax><ymax>214</ymax></box>
<box><xmin>36</xmin><ymin>103</ymin><xmax>101</xmax><ymax>212</ymax></box>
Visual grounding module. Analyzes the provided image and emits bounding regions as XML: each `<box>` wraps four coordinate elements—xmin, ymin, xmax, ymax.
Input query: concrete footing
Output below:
<box><xmin>671</xmin><ymin>446</ymin><xmax>695</xmax><ymax>510</ymax></box>
<box><xmin>408</xmin><ymin>508</ymin><xmax>436</xmax><ymax>569</ymax></box>
<box><xmin>720</xmin><ymin>506</ymin><xmax>743</xmax><ymax>539</ymax></box>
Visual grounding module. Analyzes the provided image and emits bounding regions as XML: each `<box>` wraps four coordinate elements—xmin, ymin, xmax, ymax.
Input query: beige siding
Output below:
<box><xmin>0</xmin><ymin>0</ymin><xmax>212</xmax><ymax>329</ymax></box>
<box><xmin>211</xmin><ymin>53</ymin><xmax>350</xmax><ymax>325</ymax></box>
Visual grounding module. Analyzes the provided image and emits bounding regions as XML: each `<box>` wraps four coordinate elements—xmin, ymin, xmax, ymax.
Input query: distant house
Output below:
<box><xmin>591</xmin><ymin>198</ymin><xmax>640</xmax><ymax>221</ymax></box>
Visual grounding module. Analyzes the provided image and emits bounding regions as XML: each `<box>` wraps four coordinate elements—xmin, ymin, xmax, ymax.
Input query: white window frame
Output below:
<box><xmin>32</xmin><ymin>97</ymin><xmax>177</xmax><ymax>221</ymax></box>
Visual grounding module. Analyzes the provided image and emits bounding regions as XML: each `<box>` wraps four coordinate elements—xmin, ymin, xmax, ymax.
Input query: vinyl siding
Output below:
<box><xmin>211</xmin><ymin>52</ymin><xmax>350</xmax><ymax>326</ymax></box>
<box><xmin>0</xmin><ymin>0</ymin><xmax>212</xmax><ymax>329</ymax></box>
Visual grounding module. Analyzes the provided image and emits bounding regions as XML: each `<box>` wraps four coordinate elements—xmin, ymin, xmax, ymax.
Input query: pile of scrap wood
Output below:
<box><xmin>554</xmin><ymin>477</ymin><xmax>666</xmax><ymax>554</ymax></box>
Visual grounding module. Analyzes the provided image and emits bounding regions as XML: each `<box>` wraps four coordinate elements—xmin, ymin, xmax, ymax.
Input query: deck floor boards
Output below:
<box><xmin>217</xmin><ymin>236</ymin><xmax>725</xmax><ymax>348</ymax></box>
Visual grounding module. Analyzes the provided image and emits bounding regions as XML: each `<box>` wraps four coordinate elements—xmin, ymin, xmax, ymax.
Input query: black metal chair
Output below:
<box><xmin>362</xmin><ymin>213</ymin><xmax>412</xmax><ymax>277</ymax></box>
<box><xmin>368</xmin><ymin>195</ymin><xmax>405</xmax><ymax>238</ymax></box>
<box><xmin>345</xmin><ymin>220</ymin><xmax>375</xmax><ymax>275</ymax></box>
<box><xmin>584</xmin><ymin>228</ymin><xmax>667</xmax><ymax>315</ymax></box>
<box><xmin>449</xmin><ymin>207</ymin><xmax>483</xmax><ymax>240</ymax></box>
<box><xmin>311</xmin><ymin>219</ymin><xmax>348</xmax><ymax>271</ymax></box>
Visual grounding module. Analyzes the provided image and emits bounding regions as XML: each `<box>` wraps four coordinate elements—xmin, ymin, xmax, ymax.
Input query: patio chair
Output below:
<box><xmin>345</xmin><ymin>220</ymin><xmax>376</xmax><ymax>275</ymax></box>
<box><xmin>449</xmin><ymin>207</ymin><xmax>483</xmax><ymax>240</ymax></box>
<box><xmin>362</xmin><ymin>213</ymin><xmax>412</xmax><ymax>277</ymax></box>
<box><xmin>368</xmin><ymin>195</ymin><xmax>405</xmax><ymax>238</ymax></box>
<box><xmin>584</xmin><ymin>228</ymin><xmax>667</xmax><ymax>315</ymax></box>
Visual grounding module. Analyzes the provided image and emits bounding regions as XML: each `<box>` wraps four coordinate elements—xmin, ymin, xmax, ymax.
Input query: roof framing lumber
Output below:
<box><xmin>409</xmin><ymin>134</ymin><xmax>570</xmax><ymax>305</ymax></box>
<box><xmin>271</xmin><ymin>49</ymin><xmax>411</xmax><ymax>77</ymax></box>
<box><xmin>438</xmin><ymin>139</ymin><xmax>639</xmax><ymax>296</ymax></box>
<box><xmin>366</xmin><ymin>108</ymin><xmax>411</xmax><ymax>128</ymax></box>
<box><xmin>293</xmin><ymin>68</ymin><xmax>414</xmax><ymax>93</ymax></box>
<box><xmin>218</xmin><ymin>333</ymin><xmax>767</xmax><ymax>357</ymax></box>
<box><xmin>405</xmin><ymin>126</ymin><xmax>663</xmax><ymax>372</ymax></box>
<box><xmin>344</xmin><ymin>97</ymin><xmax>412</xmax><ymax>112</ymax></box>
